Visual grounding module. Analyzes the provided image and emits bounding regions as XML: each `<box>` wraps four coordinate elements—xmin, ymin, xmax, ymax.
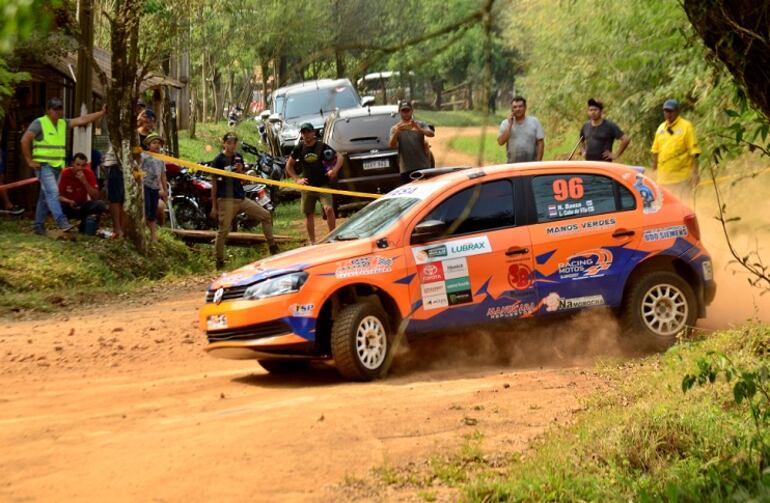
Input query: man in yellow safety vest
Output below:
<box><xmin>21</xmin><ymin>97</ymin><xmax>106</xmax><ymax>235</ymax></box>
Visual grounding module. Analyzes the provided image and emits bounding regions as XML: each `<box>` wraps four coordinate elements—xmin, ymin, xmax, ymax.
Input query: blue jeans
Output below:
<box><xmin>34</xmin><ymin>164</ymin><xmax>70</xmax><ymax>229</ymax></box>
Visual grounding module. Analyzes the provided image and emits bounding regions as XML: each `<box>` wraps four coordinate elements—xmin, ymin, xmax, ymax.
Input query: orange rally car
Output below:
<box><xmin>200</xmin><ymin>162</ymin><xmax>716</xmax><ymax>381</ymax></box>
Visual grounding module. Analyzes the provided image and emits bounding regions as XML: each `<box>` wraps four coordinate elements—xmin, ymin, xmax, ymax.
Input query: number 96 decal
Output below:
<box><xmin>552</xmin><ymin>177</ymin><xmax>584</xmax><ymax>201</ymax></box>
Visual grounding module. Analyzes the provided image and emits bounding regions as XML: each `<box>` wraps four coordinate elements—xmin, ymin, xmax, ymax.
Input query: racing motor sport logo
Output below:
<box><xmin>557</xmin><ymin>249</ymin><xmax>613</xmax><ymax>280</ymax></box>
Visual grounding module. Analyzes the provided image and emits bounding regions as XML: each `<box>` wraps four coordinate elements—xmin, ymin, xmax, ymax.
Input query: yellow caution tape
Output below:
<box><xmin>143</xmin><ymin>150</ymin><xmax>382</xmax><ymax>200</ymax></box>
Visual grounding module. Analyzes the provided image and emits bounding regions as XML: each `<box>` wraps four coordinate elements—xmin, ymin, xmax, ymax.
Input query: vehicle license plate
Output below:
<box><xmin>363</xmin><ymin>159</ymin><xmax>390</xmax><ymax>170</ymax></box>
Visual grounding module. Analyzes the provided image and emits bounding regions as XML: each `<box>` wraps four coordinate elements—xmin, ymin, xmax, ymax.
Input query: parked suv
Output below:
<box><xmin>262</xmin><ymin>79</ymin><xmax>374</xmax><ymax>156</ymax></box>
<box><xmin>200</xmin><ymin>162</ymin><xmax>716</xmax><ymax>381</ymax></box>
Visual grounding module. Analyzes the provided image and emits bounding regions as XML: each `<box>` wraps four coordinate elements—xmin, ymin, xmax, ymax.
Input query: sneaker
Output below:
<box><xmin>0</xmin><ymin>205</ymin><xmax>24</xmax><ymax>216</ymax></box>
<box><xmin>60</xmin><ymin>223</ymin><xmax>76</xmax><ymax>233</ymax></box>
<box><xmin>33</xmin><ymin>226</ymin><xmax>46</xmax><ymax>236</ymax></box>
<box><xmin>268</xmin><ymin>243</ymin><xmax>280</xmax><ymax>255</ymax></box>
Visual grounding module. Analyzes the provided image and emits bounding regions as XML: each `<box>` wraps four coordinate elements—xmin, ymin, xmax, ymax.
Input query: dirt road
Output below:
<box><xmin>1</xmin><ymin>129</ymin><xmax>767</xmax><ymax>502</ymax></box>
<box><xmin>0</xmin><ymin>281</ymin><xmax>603</xmax><ymax>502</ymax></box>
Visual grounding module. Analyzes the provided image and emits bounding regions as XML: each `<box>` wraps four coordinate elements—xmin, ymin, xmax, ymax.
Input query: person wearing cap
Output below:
<box><xmin>140</xmin><ymin>133</ymin><xmax>169</xmax><ymax>241</ymax></box>
<box><xmin>579</xmin><ymin>98</ymin><xmax>630</xmax><ymax>162</ymax></box>
<box><xmin>57</xmin><ymin>152</ymin><xmax>107</xmax><ymax>235</ymax></box>
<box><xmin>286</xmin><ymin>123</ymin><xmax>343</xmax><ymax>245</ymax></box>
<box><xmin>20</xmin><ymin>97</ymin><xmax>107</xmax><ymax>235</ymax></box>
<box><xmin>651</xmin><ymin>99</ymin><xmax>701</xmax><ymax>201</ymax></box>
<box><xmin>137</xmin><ymin>109</ymin><xmax>157</xmax><ymax>151</ymax></box>
<box><xmin>497</xmin><ymin>96</ymin><xmax>544</xmax><ymax>163</ymax></box>
<box><xmin>389</xmin><ymin>100</ymin><xmax>435</xmax><ymax>180</ymax></box>
<box><xmin>211</xmin><ymin>132</ymin><xmax>278</xmax><ymax>267</ymax></box>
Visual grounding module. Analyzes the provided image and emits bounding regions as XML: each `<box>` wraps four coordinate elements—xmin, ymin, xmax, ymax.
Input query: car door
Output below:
<box><xmin>403</xmin><ymin>177</ymin><xmax>537</xmax><ymax>335</ymax></box>
<box><xmin>525</xmin><ymin>170</ymin><xmax>642</xmax><ymax>314</ymax></box>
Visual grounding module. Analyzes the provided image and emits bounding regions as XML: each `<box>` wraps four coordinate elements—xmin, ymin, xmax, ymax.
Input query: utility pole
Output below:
<box><xmin>73</xmin><ymin>0</ymin><xmax>94</xmax><ymax>161</ymax></box>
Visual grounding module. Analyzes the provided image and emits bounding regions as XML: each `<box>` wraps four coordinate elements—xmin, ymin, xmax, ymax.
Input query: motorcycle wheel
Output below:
<box><xmin>173</xmin><ymin>198</ymin><xmax>205</xmax><ymax>230</ymax></box>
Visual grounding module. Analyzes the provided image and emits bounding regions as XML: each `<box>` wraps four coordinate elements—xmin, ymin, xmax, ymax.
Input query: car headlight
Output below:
<box><xmin>280</xmin><ymin>126</ymin><xmax>299</xmax><ymax>141</ymax></box>
<box><xmin>243</xmin><ymin>272</ymin><xmax>308</xmax><ymax>300</ymax></box>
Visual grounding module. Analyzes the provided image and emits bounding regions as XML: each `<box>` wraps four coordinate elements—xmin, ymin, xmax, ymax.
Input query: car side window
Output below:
<box><xmin>421</xmin><ymin>179</ymin><xmax>515</xmax><ymax>236</ymax></box>
<box><xmin>532</xmin><ymin>174</ymin><xmax>632</xmax><ymax>223</ymax></box>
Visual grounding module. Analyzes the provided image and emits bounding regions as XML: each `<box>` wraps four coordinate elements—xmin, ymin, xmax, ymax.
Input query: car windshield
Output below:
<box><xmin>324</xmin><ymin>197</ymin><xmax>420</xmax><ymax>241</ymax></box>
<box><xmin>285</xmin><ymin>87</ymin><xmax>360</xmax><ymax>119</ymax></box>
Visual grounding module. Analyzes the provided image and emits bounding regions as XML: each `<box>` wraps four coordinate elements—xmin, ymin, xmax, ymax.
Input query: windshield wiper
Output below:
<box><xmin>333</xmin><ymin>233</ymin><xmax>359</xmax><ymax>241</ymax></box>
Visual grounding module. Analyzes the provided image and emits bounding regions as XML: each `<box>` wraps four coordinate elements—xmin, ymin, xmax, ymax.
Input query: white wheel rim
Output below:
<box><xmin>355</xmin><ymin>315</ymin><xmax>387</xmax><ymax>370</ymax></box>
<box><xmin>640</xmin><ymin>283</ymin><xmax>689</xmax><ymax>337</ymax></box>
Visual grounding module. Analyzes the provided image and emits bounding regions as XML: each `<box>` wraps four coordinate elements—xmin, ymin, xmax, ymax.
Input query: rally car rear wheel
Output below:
<box><xmin>621</xmin><ymin>271</ymin><xmax>697</xmax><ymax>351</ymax></box>
<box><xmin>331</xmin><ymin>302</ymin><xmax>391</xmax><ymax>381</ymax></box>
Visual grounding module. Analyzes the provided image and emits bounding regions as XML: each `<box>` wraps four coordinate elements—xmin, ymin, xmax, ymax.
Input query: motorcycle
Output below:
<box><xmin>241</xmin><ymin>141</ymin><xmax>286</xmax><ymax>205</ymax></box>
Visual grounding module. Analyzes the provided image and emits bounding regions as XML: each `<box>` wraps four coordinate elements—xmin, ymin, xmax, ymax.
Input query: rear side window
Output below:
<box><xmin>422</xmin><ymin>179</ymin><xmax>515</xmax><ymax>236</ymax></box>
<box><xmin>532</xmin><ymin>174</ymin><xmax>635</xmax><ymax>222</ymax></box>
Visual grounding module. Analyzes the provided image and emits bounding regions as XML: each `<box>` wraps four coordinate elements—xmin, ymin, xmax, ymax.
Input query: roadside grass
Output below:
<box><xmin>177</xmin><ymin>121</ymin><xmax>265</xmax><ymax>163</ymax></box>
<box><xmin>360</xmin><ymin>325</ymin><xmax>770</xmax><ymax>501</ymax></box>
<box><xmin>449</xmin><ymin>131</ymin><xmax>571</xmax><ymax>165</ymax></box>
<box><xmin>0</xmin><ymin>200</ymin><xmax>306</xmax><ymax>315</ymax></box>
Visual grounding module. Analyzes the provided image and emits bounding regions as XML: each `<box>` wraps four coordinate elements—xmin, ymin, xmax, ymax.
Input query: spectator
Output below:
<box><xmin>0</xmin><ymin>144</ymin><xmax>24</xmax><ymax>215</ymax></box>
<box><xmin>389</xmin><ymin>100</ymin><xmax>435</xmax><ymax>181</ymax></box>
<box><xmin>651</xmin><ymin>99</ymin><xmax>701</xmax><ymax>202</ymax></box>
<box><xmin>286</xmin><ymin>123</ymin><xmax>343</xmax><ymax>245</ymax></box>
<box><xmin>140</xmin><ymin>133</ymin><xmax>169</xmax><ymax>242</ymax></box>
<box><xmin>579</xmin><ymin>98</ymin><xmax>630</xmax><ymax>162</ymax></box>
<box><xmin>104</xmin><ymin>145</ymin><xmax>125</xmax><ymax>239</ymax></box>
<box><xmin>210</xmin><ymin>132</ymin><xmax>278</xmax><ymax>268</ymax></box>
<box><xmin>497</xmin><ymin>96</ymin><xmax>544</xmax><ymax>163</ymax></box>
<box><xmin>20</xmin><ymin>97</ymin><xmax>106</xmax><ymax>236</ymax></box>
<box><xmin>57</xmin><ymin>152</ymin><xmax>107</xmax><ymax>235</ymax></box>
<box><xmin>137</xmin><ymin>109</ymin><xmax>156</xmax><ymax>151</ymax></box>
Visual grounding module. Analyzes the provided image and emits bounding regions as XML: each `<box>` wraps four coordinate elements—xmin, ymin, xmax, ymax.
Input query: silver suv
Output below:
<box><xmin>262</xmin><ymin>79</ymin><xmax>374</xmax><ymax>156</ymax></box>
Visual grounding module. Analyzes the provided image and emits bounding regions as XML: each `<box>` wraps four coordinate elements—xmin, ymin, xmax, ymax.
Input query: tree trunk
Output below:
<box><xmin>189</xmin><ymin>85</ymin><xmax>197</xmax><ymax>139</ymax></box>
<box><xmin>201</xmin><ymin>54</ymin><xmax>207</xmax><ymax>122</ymax></box>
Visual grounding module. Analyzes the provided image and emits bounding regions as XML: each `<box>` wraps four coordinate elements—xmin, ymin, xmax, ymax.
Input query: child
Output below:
<box><xmin>140</xmin><ymin>133</ymin><xmax>168</xmax><ymax>241</ymax></box>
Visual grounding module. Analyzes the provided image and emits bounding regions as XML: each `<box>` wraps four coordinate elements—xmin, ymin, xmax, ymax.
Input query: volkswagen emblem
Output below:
<box><xmin>213</xmin><ymin>288</ymin><xmax>224</xmax><ymax>304</ymax></box>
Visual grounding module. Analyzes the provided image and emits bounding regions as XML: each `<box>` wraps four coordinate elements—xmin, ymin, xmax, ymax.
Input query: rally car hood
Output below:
<box><xmin>209</xmin><ymin>239</ymin><xmax>375</xmax><ymax>289</ymax></box>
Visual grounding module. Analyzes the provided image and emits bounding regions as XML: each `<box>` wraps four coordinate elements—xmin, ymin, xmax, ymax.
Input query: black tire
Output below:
<box><xmin>258</xmin><ymin>359</ymin><xmax>310</xmax><ymax>374</ymax></box>
<box><xmin>331</xmin><ymin>302</ymin><xmax>391</xmax><ymax>381</ymax></box>
<box><xmin>621</xmin><ymin>270</ymin><xmax>698</xmax><ymax>351</ymax></box>
<box><xmin>173</xmin><ymin>199</ymin><xmax>204</xmax><ymax>230</ymax></box>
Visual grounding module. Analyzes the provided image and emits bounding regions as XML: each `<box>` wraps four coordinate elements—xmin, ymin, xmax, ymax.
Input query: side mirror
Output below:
<box><xmin>411</xmin><ymin>219</ymin><xmax>448</xmax><ymax>244</ymax></box>
<box><xmin>268</xmin><ymin>113</ymin><xmax>282</xmax><ymax>124</ymax></box>
<box><xmin>361</xmin><ymin>96</ymin><xmax>375</xmax><ymax>107</ymax></box>
<box><xmin>260</xmin><ymin>110</ymin><xmax>271</xmax><ymax>120</ymax></box>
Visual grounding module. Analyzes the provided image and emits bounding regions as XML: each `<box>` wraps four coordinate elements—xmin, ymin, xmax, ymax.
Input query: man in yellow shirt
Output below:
<box><xmin>651</xmin><ymin>99</ymin><xmax>701</xmax><ymax>202</ymax></box>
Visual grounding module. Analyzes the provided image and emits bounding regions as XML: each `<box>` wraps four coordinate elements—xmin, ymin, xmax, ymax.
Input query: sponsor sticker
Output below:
<box><xmin>445</xmin><ymin>276</ymin><xmax>471</xmax><ymax>293</ymax></box>
<box><xmin>421</xmin><ymin>282</ymin><xmax>447</xmax><ymax>298</ymax></box>
<box><xmin>335</xmin><ymin>255</ymin><xmax>393</xmax><ymax>278</ymax></box>
<box><xmin>442</xmin><ymin>258</ymin><xmax>469</xmax><ymax>279</ymax></box>
<box><xmin>418</xmin><ymin>262</ymin><xmax>445</xmax><ymax>284</ymax></box>
<box><xmin>557</xmin><ymin>249</ymin><xmax>613</xmax><ymax>280</ymax></box>
<box><xmin>207</xmin><ymin>314</ymin><xmax>228</xmax><ymax>330</ymax></box>
<box><xmin>632</xmin><ymin>174</ymin><xmax>663</xmax><ymax>214</ymax></box>
<box><xmin>412</xmin><ymin>236</ymin><xmax>492</xmax><ymax>264</ymax></box>
<box><xmin>545</xmin><ymin>217</ymin><xmax>616</xmax><ymax>236</ymax></box>
<box><xmin>381</xmin><ymin>182</ymin><xmax>444</xmax><ymax>201</ymax></box>
<box><xmin>289</xmin><ymin>303</ymin><xmax>315</xmax><ymax>317</ymax></box>
<box><xmin>487</xmin><ymin>301</ymin><xmax>537</xmax><ymax>320</ymax></box>
<box><xmin>448</xmin><ymin>290</ymin><xmax>473</xmax><ymax>305</ymax></box>
<box><xmin>643</xmin><ymin>225</ymin><xmax>688</xmax><ymax>242</ymax></box>
<box><xmin>508</xmin><ymin>263</ymin><xmax>533</xmax><ymax>290</ymax></box>
<box><xmin>542</xmin><ymin>292</ymin><xmax>605</xmax><ymax>312</ymax></box>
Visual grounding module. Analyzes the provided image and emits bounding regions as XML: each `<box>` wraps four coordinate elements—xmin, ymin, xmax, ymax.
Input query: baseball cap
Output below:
<box><xmin>587</xmin><ymin>98</ymin><xmax>603</xmax><ymax>110</ymax></box>
<box><xmin>299</xmin><ymin>122</ymin><xmax>315</xmax><ymax>132</ymax></box>
<box><xmin>222</xmin><ymin>132</ymin><xmax>239</xmax><ymax>142</ymax></box>
<box><xmin>143</xmin><ymin>109</ymin><xmax>156</xmax><ymax>120</ymax></box>
<box><xmin>662</xmin><ymin>99</ymin><xmax>679</xmax><ymax>111</ymax></box>
<box><xmin>47</xmin><ymin>97</ymin><xmax>64</xmax><ymax>110</ymax></box>
<box><xmin>143</xmin><ymin>132</ymin><xmax>164</xmax><ymax>147</ymax></box>
<box><xmin>398</xmin><ymin>100</ymin><xmax>412</xmax><ymax>111</ymax></box>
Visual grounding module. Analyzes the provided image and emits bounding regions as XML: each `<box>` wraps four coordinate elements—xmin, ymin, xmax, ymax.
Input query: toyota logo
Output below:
<box><xmin>213</xmin><ymin>288</ymin><xmax>224</xmax><ymax>304</ymax></box>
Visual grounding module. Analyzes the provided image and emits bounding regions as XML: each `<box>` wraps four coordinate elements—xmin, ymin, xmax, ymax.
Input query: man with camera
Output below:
<box><xmin>211</xmin><ymin>132</ymin><xmax>278</xmax><ymax>268</ymax></box>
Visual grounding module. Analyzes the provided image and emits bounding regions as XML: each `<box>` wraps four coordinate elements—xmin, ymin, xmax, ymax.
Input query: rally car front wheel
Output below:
<box><xmin>331</xmin><ymin>302</ymin><xmax>391</xmax><ymax>381</ymax></box>
<box><xmin>621</xmin><ymin>271</ymin><xmax>698</xmax><ymax>351</ymax></box>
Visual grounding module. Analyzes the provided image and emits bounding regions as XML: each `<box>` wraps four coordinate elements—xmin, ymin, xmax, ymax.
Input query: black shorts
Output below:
<box><xmin>106</xmin><ymin>166</ymin><xmax>124</xmax><ymax>204</ymax></box>
<box><xmin>144</xmin><ymin>186</ymin><xmax>160</xmax><ymax>221</ymax></box>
